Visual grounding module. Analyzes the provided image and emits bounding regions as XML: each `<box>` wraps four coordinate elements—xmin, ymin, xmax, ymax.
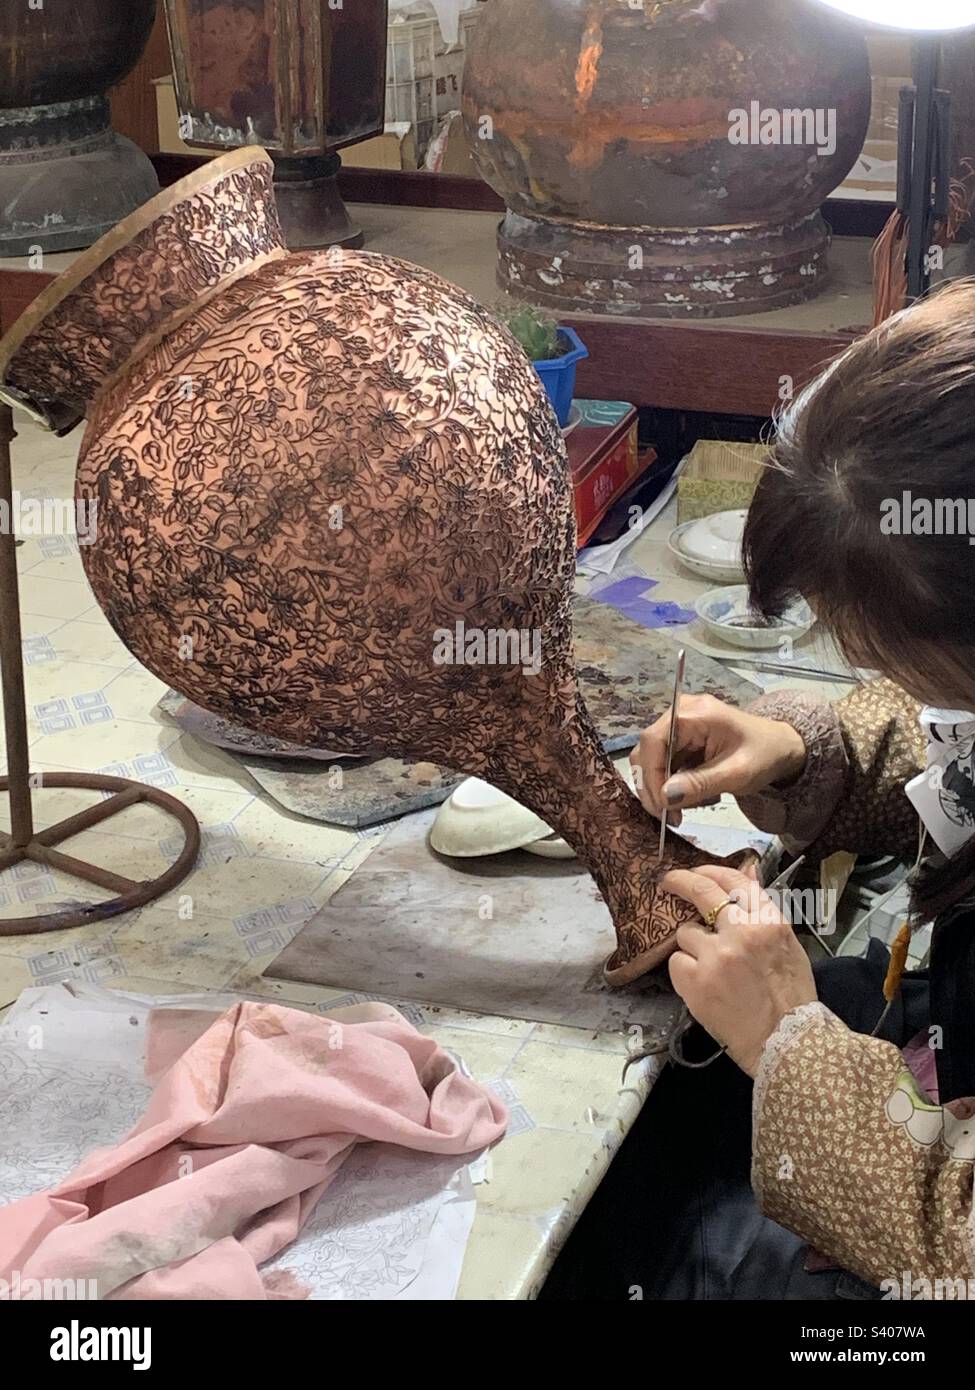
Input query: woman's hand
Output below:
<box><xmin>661</xmin><ymin>864</ymin><xmax>818</xmax><ymax>1077</ymax></box>
<box><xmin>630</xmin><ymin>694</ymin><xmax>807</xmax><ymax>826</ymax></box>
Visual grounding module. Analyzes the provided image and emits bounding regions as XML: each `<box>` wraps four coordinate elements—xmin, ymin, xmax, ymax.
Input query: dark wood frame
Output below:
<box><xmin>559</xmin><ymin>314</ymin><xmax>851</xmax><ymax>418</ymax></box>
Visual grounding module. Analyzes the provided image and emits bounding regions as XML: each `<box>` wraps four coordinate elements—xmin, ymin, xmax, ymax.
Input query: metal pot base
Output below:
<box><xmin>271</xmin><ymin>153</ymin><xmax>364</xmax><ymax>251</ymax></box>
<box><xmin>0</xmin><ymin>98</ymin><xmax>158</xmax><ymax>257</ymax></box>
<box><xmin>497</xmin><ymin>208</ymin><xmax>831</xmax><ymax>320</ymax></box>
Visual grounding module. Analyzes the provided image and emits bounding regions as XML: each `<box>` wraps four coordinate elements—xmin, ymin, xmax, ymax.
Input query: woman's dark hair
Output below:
<box><xmin>743</xmin><ymin>277</ymin><xmax>975</xmax><ymax>919</ymax></box>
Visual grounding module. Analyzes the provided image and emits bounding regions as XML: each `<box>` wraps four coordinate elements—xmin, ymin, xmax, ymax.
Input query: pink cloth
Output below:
<box><xmin>0</xmin><ymin>1001</ymin><xmax>507</xmax><ymax>1299</ymax></box>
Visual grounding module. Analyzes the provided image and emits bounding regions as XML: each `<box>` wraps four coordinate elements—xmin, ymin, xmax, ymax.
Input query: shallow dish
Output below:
<box><xmin>430</xmin><ymin>757</ymin><xmax>638</xmax><ymax>859</ymax></box>
<box><xmin>694</xmin><ymin>584</ymin><xmax>814</xmax><ymax>649</ymax></box>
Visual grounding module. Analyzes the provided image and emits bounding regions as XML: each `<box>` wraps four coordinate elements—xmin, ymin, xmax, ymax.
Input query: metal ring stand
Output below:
<box><xmin>0</xmin><ymin>401</ymin><xmax>200</xmax><ymax>936</ymax></box>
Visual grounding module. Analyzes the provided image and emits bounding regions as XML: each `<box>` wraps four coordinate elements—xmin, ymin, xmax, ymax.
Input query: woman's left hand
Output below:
<box><xmin>661</xmin><ymin>865</ymin><xmax>818</xmax><ymax>1077</ymax></box>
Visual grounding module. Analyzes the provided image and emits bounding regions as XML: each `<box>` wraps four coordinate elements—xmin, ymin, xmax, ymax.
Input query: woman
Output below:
<box><xmin>543</xmin><ymin>279</ymin><xmax>975</xmax><ymax>1301</ymax></box>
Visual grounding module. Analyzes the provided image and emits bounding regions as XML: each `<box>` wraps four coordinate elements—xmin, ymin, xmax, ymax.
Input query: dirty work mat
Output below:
<box><xmin>264</xmin><ymin>806</ymin><xmax>679</xmax><ymax>1032</ymax></box>
<box><xmin>157</xmin><ymin>598</ymin><xmax>759</xmax><ymax>829</ymax></box>
<box><xmin>157</xmin><ymin>688</ymin><xmax>459</xmax><ymax>828</ymax></box>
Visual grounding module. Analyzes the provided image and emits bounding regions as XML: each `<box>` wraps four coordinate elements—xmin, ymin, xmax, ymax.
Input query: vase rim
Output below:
<box><xmin>0</xmin><ymin>145</ymin><xmax>273</xmax><ymax>402</ymax></box>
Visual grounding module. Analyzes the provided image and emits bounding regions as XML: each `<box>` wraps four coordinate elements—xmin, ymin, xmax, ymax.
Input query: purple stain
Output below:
<box><xmin>623</xmin><ymin>599</ymin><xmax>697</xmax><ymax>629</ymax></box>
<box><xmin>592</xmin><ymin>575</ymin><xmax>692</xmax><ymax>631</ymax></box>
<box><xmin>657</xmin><ymin>601</ymin><xmax>698</xmax><ymax>626</ymax></box>
<box><xmin>594</xmin><ymin>578</ymin><xmax>695</xmax><ymax>629</ymax></box>
<box><xmin>593</xmin><ymin>576</ymin><xmax>658</xmax><ymax>604</ymax></box>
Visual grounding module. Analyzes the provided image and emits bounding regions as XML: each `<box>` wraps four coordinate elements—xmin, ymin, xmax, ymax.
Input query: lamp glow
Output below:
<box><xmin>813</xmin><ymin>0</ymin><xmax>975</xmax><ymax>31</ymax></box>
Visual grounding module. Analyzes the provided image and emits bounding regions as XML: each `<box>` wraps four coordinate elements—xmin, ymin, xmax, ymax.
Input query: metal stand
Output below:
<box><xmin>270</xmin><ymin>153</ymin><xmax>364</xmax><ymax>251</ymax></box>
<box><xmin>898</xmin><ymin>36</ymin><xmax>951</xmax><ymax>302</ymax></box>
<box><xmin>0</xmin><ymin>402</ymin><xmax>200</xmax><ymax>935</ymax></box>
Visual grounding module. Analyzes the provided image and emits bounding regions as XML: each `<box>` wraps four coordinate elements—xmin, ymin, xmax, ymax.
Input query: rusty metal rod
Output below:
<box><xmin>28</xmin><ymin>843</ymin><xmax>140</xmax><ymax>896</ymax></box>
<box><xmin>0</xmin><ymin>402</ymin><xmax>33</xmax><ymax>848</ymax></box>
<box><xmin>32</xmin><ymin>785</ymin><xmax>144</xmax><ymax>847</ymax></box>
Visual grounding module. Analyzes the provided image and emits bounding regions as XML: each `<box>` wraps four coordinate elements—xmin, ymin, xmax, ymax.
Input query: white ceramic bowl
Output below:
<box><xmin>668</xmin><ymin>511</ymin><xmax>747</xmax><ymax>582</ymax></box>
<box><xmin>522</xmin><ymin>833</ymin><xmax>577</xmax><ymax>860</ymax></box>
<box><xmin>430</xmin><ymin>758</ymin><xmax>637</xmax><ymax>859</ymax></box>
<box><xmin>694</xmin><ymin>585</ymin><xmax>814</xmax><ymax>649</ymax></box>
<box><xmin>429</xmin><ymin>776</ymin><xmax>551</xmax><ymax>857</ymax></box>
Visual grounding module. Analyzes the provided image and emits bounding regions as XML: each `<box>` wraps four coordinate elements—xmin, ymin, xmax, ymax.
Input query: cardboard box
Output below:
<box><xmin>567</xmin><ymin>401</ymin><xmax>650</xmax><ymax>547</ymax></box>
<box><xmin>676</xmin><ymin>439</ymin><xmax>768</xmax><ymax>524</ymax></box>
<box><xmin>348</xmin><ymin>124</ymin><xmax>418</xmax><ymax>171</ymax></box>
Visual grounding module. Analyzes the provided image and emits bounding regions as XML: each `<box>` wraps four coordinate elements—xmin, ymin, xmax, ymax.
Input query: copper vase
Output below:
<box><xmin>0</xmin><ymin>148</ymin><xmax>747</xmax><ymax>983</ymax></box>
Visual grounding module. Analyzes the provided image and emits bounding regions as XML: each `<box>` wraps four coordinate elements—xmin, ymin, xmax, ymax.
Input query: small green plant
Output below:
<box><xmin>495</xmin><ymin>303</ymin><xmax>563</xmax><ymax>362</ymax></box>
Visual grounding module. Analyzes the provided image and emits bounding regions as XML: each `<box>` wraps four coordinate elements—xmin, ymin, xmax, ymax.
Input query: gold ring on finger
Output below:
<box><xmin>703</xmin><ymin>897</ymin><xmax>738</xmax><ymax>930</ymax></box>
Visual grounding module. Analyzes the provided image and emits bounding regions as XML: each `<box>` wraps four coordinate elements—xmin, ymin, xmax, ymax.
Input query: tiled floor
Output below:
<box><xmin>1</xmin><ymin>411</ymin><xmax>664</xmax><ymax>1299</ymax></box>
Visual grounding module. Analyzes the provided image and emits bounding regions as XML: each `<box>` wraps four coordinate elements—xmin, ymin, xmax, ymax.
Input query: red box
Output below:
<box><xmin>567</xmin><ymin>403</ymin><xmax>652</xmax><ymax>546</ymax></box>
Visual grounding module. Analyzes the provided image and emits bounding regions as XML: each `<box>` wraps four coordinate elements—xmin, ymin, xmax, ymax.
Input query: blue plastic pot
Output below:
<box><xmin>531</xmin><ymin>326</ymin><xmax>589</xmax><ymax>428</ymax></box>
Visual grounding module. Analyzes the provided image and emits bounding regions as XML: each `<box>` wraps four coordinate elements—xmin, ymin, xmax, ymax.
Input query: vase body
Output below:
<box><xmin>0</xmin><ymin>0</ymin><xmax>160</xmax><ymax>255</ymax></box>
<box><xmin>162</xmin><ymin>0</ymin><xmax>389</xmax><ymax>248</ymax></box>
<box><xmin>0</xmin><ymin>148</ymin><xmax>746</xmax><ymax>982</ymax></box>
<box><xmin>462</xmin><ymin>0</ymin><xmax>871</xmax><ymax>318</ymax></box>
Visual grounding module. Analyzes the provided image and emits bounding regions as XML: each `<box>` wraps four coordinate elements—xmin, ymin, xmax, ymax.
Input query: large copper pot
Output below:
<box><xmin>0</xmin><ymin>0</ymin><xmax>159</xmax><ymax>255</ymax></box>
<box><xmin>462</xmin><ymin>0</ymin><xmax>872</xmax><ymax>317</ymax></box>
<box><xmin>0</xmin><ymin>148</ymin><xmax>749</xmax><ymax>984</ymax></box>
<box><xmin>162</xmin><ymin>0</ymin><xmax>389</xmax><ymax>249</ymax></box>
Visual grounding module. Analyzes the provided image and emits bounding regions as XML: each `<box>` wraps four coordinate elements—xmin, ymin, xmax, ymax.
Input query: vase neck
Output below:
<box><xmin>473</xmin><ymin>685</ymin><xmax>751</xmax><ymax>981</ymax></box>
<box><xmin>0</xmin><ymin>148</ymin><xmax>285</xmax><ymax>431</ymax></box>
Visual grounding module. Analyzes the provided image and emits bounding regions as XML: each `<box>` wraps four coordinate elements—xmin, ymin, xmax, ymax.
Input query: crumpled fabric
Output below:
<box><xmin>0</xmin><ymin>1001</ymin><xmax>506</xmax><ymax>1299</ymax></box>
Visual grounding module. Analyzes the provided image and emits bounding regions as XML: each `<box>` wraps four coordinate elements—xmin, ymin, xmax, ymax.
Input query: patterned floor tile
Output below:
<box><xmin>230</xmin><ymin>798</ymin><xmax>358</xmax><ymax>866</ymax></box>
<box><xmin>475</xmin><ymin>1127</ymin><xmax>608</xmax><ymax>1219</ymax></box>
<box><xmin>502</xmin><ymin>1040</ymin><xmax>636</xmax><ymax>1133</ymax></box>
<box><xmin>20</xmin><ymin>575</ymin><xmax>94</xmax><ymax>621</ymax></box>
<box><xmin>46</xmin><ymin>620</ymin><xmax>133</xmax><ymax>668</ymax></box>
<box><xmin>0</xmin><ymin>953</ymin><xmax>33</xmax><ymax>1009</ymax></box>
<box><xmin>108</xmin><ymin>907</ymin><xmax>246</xmax><ymax>990</ymax></box>
<box><xmin>29</xmin><ymin>719</ymin><xmax>182</xmax><ymax>772</ymax></box>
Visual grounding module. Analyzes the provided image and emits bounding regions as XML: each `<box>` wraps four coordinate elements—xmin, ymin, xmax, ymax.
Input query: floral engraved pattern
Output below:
<box><xmin>10</xmin><ymin>153</ymin><xmax>746</xmax><ymax>981</ymax></box>
<box><xmin>5</xmin><ymin>159</ymin><xmax>285</xmax><ymax>421</ymax></box>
